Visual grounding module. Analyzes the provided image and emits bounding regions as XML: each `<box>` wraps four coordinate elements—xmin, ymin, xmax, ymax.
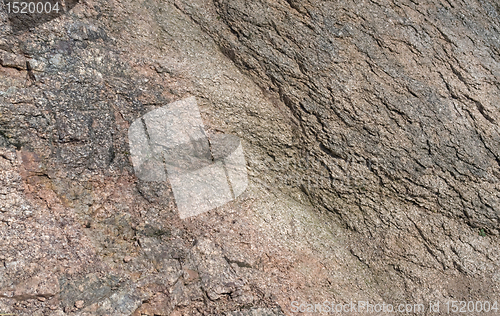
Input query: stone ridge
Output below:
<box><xmin>175</xmin><ymin>0</ymin><xmax>500</xmax><ymax>304</ymax></box>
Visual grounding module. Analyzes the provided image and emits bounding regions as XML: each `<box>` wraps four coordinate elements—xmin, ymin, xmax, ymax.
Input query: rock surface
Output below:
<box><xmin>0</xmin><ymin>0</ymin><xmax>499</xmax><ymax>315</ymax></box>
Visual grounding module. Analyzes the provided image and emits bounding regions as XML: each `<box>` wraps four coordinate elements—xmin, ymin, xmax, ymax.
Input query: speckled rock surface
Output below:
<box><xmin>0</xmin><ymin>0</ymin><xmax>499</xmax><ymax>315</ymax></box>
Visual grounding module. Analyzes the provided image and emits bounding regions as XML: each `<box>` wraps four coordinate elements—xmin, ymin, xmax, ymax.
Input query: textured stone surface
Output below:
<box><xmin>0</xmin><ymin>0</ymin><xmax>499</xmax><ymax>315</ymax></box>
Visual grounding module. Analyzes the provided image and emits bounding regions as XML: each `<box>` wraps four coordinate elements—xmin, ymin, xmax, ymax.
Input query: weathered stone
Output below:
<box><xmin>1</xmin><ymin>0</ymin><xmax>499</xmax><ymax>314</ymax></box>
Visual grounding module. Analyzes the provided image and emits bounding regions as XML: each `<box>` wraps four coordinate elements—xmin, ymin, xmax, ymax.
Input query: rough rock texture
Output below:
<box><xmin>0</xmin><ymin>0</ymin><xmax>499</xmax><ymax>315</ymax></box>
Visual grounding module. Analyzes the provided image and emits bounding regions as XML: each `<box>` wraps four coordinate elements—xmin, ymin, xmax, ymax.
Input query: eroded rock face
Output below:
<box><xmin>176</xmin><ymin>0</ymin><xmax>500</xmax><ymax>302</ymax></box>
<box><xmin>0</xmin><ymin>0</ymin><xmax>499</xmax><ymax>315</ymax></box>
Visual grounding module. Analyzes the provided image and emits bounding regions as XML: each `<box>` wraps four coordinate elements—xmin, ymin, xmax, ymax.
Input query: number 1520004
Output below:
<box><xmin>5</xmin><ymin>2</ymin><xmax>60</xmax><ymax>14</ymax></box>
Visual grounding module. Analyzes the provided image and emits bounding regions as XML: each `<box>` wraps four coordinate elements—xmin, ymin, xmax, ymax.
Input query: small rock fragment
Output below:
<box><xmin>75</xmin><ymin>300</ymin><xmax>84</xmax><ymax>309</ymax></box>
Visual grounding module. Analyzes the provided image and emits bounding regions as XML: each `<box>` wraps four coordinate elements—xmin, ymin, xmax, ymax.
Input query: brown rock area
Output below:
<box><xmin>0</xmin><ymin>0</ymin><xmax>499</xmax><ymax>315</ymax></box>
